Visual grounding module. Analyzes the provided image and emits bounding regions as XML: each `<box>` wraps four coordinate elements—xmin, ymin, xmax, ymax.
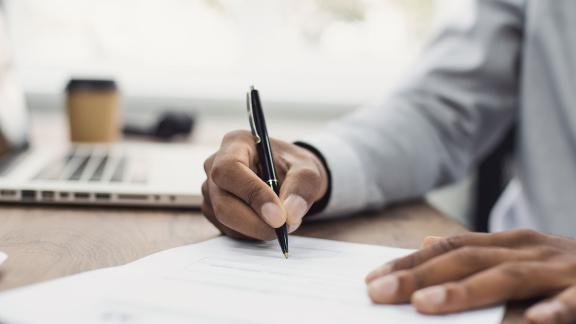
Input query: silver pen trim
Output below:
<box><xmin>246</xmin><ymin>87</ymin><xmax>261</xmax><ymax>144</ymax></box>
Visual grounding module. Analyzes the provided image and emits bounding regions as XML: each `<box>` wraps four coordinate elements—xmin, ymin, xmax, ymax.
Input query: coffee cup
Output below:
<box><xmin>65</xmin><ymin>78</ymin><xmax>121</xmax><ymax>143</ymax></box>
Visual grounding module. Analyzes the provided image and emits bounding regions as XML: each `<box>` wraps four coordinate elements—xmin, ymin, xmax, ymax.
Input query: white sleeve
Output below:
<box><xmin>302</xmin><ymin>0</ymin><xmax>525</xmax><ymax>219</ymax></box>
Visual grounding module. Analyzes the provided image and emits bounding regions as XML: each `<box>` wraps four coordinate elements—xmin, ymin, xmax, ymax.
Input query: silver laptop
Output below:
<box><xmin>0</xmin><ymin>4</ymin><xmax>210</xmax><ymax>207</ymax></box>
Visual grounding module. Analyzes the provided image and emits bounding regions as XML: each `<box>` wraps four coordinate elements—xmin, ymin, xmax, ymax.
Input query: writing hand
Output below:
<box><xmin>202</xmin><ymin>130</ymin><xmax>328</xmax><ymax>240</ymax></box>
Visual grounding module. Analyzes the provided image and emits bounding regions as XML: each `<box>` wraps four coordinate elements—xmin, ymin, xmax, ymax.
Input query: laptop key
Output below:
<box><xmin>89</xmin><ymin>156</ymin><xmax>109</xmax><ymax>182</ymax></box>
<box><xmin>110</xmin><ymin>156</ymin><xmax>127</xmax><ymax>182</ymax></box>
<box><xmin>68</xmin><ymin>155</ymin><xmax>91</xmax><ymax>181</ymax></box>
<box><xmin>34</xmin><ymin>155</ymin><xmax>72</xmax><ymax>181</ymax></box>
<box><xmin>128</xmin><ymin>158</ymin><xmax>148</xmax><ymax>184</ymax></box>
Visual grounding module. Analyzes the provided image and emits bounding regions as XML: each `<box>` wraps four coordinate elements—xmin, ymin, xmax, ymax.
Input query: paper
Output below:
<box><xmin>0</xmin><ymin>237</ymin><xmax>504</xmax><ymax>323</ymax></box>
<box><xmin>0</xmin><ymin>251</ymin><xmax>6</xmax><ymax>266</ymax></box>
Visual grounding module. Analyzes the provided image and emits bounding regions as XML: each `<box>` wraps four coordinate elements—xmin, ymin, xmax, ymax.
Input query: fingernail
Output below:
<box><xmin>368</xmin><ymin>275</ymin><xmax>398</xmax><ymax>302</ymax></box>
<box><xmin>287</xmin><ymin>220</ymin><xmax>302</xmax><ymax>233</ymax></box>
<box><xmin>365</xmin><ymin>264</ymin><xmax>392</xmax><ymax>283</ymax></box>
<box><xmin>526</xmin><ymin>301</ymin><xmax>566</xmax><ymax>323</ymax></box>
<box><xmin>261</xmin><ymin>203</ymin><xmax>286</xmax><ymax>228</ymax></box>
<box><xmin>413</xmin><ymin>286</ymin><xmax>447</xmax><ymax>307</ymax></box>
<box><xmin>283</xmin><ymin>195</ymin><xmax>308</xmax><ymax>223</ymax></box>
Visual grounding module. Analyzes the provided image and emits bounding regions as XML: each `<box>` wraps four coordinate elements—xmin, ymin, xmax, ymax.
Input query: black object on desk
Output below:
<box><xmin>246</xmin><ymin>86</ymin><xmax>289</xmax><ymax>258</ymax></box>
<box><xmin>123</xmin><ymin>111</ymin><xmax>195</xmax><ymax>141</ymax></box>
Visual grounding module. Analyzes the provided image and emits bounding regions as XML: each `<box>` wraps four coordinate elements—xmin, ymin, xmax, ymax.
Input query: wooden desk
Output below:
<box><xmin>0</xmin><ymin>201</ymin><xmax>522</xmax><ymax>323</ymax></box>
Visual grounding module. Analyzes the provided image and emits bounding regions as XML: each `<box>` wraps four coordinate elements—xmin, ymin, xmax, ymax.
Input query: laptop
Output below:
<box><xmin>0</xmin><ymin>4</ymin><xmax>210</xmax><ymax>207</ymax></box>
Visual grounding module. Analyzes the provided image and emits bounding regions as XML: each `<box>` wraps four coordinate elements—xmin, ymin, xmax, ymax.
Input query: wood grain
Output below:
<box><xmin>0</xmin><ymin>206</ymin><xmax>219</xmax><ymax>290</ymax></box>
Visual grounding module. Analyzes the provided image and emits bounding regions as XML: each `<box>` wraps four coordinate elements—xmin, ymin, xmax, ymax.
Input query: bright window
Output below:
<box><xmin>4</xmin><ymin>0</ymin><xmax>467</xmax><ymax>109</ymax></box>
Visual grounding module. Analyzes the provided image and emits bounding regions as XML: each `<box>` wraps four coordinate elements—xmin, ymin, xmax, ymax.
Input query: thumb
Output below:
<box><xmin>279</xmin><ymin>166</ymin><xmax>325</xmax><ymax>232</ymax></box>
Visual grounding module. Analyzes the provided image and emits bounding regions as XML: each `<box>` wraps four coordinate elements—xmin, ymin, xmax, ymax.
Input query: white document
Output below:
<box><xmin>0</xmin><ymin>237</ymin><xmax>504</xmax><ymax>324</ymax></box>
<box><xmin>0</xmin><ymin>251</ymin><xmax>6</xmax><ymax>266</ymax></box>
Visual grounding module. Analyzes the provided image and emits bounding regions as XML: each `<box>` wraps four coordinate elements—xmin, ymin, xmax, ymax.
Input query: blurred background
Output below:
<box><xmin>2</xmin><ymin>0</ymin><xmax>474</xmax><ymax>225</ymax></box>
<box><xmin>5</xmin><ymin>0</ymin><xmax>470</xmax><ymax>113</ymax></box>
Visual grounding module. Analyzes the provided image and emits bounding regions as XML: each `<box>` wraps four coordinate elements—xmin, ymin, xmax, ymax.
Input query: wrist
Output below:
<box><xmin>293</xmin><ymin>141</ymin><xmax>332</xmax><ymax>216</ymax></box>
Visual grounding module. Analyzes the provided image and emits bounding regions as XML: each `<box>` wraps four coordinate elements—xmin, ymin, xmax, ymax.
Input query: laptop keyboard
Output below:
<box><xmin>33</xmin><ymin>147</ymin><xmax>146</xmax><ymax>184</ymax></box>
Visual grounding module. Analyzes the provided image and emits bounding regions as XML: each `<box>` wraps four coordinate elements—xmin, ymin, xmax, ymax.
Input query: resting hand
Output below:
<box><xmin>365</xmin><ymin>229</ymin><xmax>576</xmax><ymax>323</ymax></box>
<box><xmin>202</xmin><ymin>130</ymin><xmax>328</xmax><ymax>240</ymax></box>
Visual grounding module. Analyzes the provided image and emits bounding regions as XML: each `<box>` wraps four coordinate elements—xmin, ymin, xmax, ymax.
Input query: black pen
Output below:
<box><xmin>246</xmin><ymin>86</ymin><xmax>289</xmax><ymax>258</ymax></box>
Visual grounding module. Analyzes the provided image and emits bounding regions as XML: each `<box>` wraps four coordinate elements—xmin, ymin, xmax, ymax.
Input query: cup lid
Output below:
<box><xmin>65</xmin><ymin>79</ymin><xmax>117</xmax><ymax>92</ymax></box>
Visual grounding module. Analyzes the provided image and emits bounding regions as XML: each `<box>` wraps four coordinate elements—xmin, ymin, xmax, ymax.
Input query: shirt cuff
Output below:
<box><xmin>296</xmin><ymin>132</ymin><xmax>369</xmax><ymax>220</ymax></box>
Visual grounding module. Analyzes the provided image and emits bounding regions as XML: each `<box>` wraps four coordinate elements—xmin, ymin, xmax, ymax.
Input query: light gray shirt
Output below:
<box><xmin>303</xmin><ymin>0</ymin><xmax>576</xmax><ymax>237</ymax></box>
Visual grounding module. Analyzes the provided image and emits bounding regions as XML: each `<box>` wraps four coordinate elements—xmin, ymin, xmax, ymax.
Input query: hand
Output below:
<box><xmin>202</xmin><ymin>130</ymin><xmax>328</xmax><ymax>240</ymax></box>
<box><xmin>365</xmin><ymin>229</ymin><xmax>576</xmax><ymax>323</ymax></box>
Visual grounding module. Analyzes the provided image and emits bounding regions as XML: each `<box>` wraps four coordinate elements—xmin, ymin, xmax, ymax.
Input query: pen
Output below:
<box><xmin>246</xmin><ymin>86</ymin><xmax>289</xmax><ymax>258</ymax></box>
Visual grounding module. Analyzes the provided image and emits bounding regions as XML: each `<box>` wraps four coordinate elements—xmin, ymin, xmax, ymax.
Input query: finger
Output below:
<box><xmin>208</xmin><ymin>179</ymin><xmax>275</xmax><ymax>241</ymax></box>
<box><xmin>366</xmin><ymin>234</ymin><xmax>490</xmax><ymax>283</ymax></box>
<box><xmin>365</xmin><ymin>230</ymin><xmax>542</xmax><ymax>283</ymax></box>
<box><xmin>211</xmin><ymin>149</ymin><xmax>285</xmax><ymax>229</ymax></box>
<box><xmin>526</xmin><ymin>285</ymin><xmax>576</xmax><ymax>324</ymax></box>
<box><xmin>202</xmin><ymin>181</ymin><xmax>250</xmax><ymax>240</ymax></box>
<box><xmin>420</xmin><ymin>236</ymin><xmax>443</xmax><ymax>249</ymax></box>
<box><xmin>367</xmin><ymin>247</ymin><xmax>542</xmax><ymax>304</ymax></box>
<box><xmin>411</xmin><ymin>261</ymin><xmax>576</xmax><ymax>314</ymax></box>
<box><xmin>202</xmin><ymin>196</ymin><xmax>247</xmax><ymax>240</ymax></box>
<box><xmin>279</xmin><ymin>165</ymin><xmax>324</xmax><ymax>228</ymax></box>
<box><xmin>287</xmin><ymin>218</ymin><xmax>302</xmax><ymax>234</ymax></box>
<box><xmin>203</xmin><ymin>153</ymin><xmax>216</xmax><ymax>175</ymax></box>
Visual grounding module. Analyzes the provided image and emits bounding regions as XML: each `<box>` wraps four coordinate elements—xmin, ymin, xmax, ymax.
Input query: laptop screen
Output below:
<box><xmin>0</xmin><ymin>0</ymin><xmax>29</xmax><ymax>157</ymax></box>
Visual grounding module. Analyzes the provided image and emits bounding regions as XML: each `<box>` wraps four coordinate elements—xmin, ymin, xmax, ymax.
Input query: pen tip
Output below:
<box><xmin>283</xmin><ymin>252</ymin><xmax>289</xmax><ymax>259</ymax></box>
<box><xmin>250</xmin><ymin>85</ymin><xmax>255</xmax><ymax>91</ymax></box>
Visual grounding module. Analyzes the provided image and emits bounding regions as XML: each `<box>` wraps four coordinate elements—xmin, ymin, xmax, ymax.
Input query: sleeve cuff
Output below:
<box><xmin>296</xmin><ymin>132</ymin><xmax>370</xmax><ymax>220</ymax></box>
<box><xmin>293</xmin><ymin>141</ymin><xmax>332</xmax><ymax>216</ymax></box>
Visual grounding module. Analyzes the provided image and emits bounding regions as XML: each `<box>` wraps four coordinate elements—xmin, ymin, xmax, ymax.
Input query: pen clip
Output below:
<box><xmin>246</xmin><ymin>88</ymin><xmax>261</xmax><ymax>144</ymax></box>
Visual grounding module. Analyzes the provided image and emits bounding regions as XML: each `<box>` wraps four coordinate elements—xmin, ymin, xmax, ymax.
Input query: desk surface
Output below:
<box><xmin>0</xmin><ymin>201</ymin><xmax>523</xmax><ymax>323</ymax></box>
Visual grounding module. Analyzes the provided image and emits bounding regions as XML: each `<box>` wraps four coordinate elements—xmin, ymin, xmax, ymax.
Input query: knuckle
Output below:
<box><xmin>203</xmin><ymin>154</ymin><xmax>215</xmax><ymax>174</ymax></box>
<box><xmin>223</xmin><ymin>130</ymin><xmax>251</xmax><ymax>143</ymax></box>
<box><xmin>399</xmin><ymin>270</ymin><xmax>424</xmax><ymax>291</ymax></box>
<box><xmin>446</xmin><ymin>282</ymin><xmax>472</xmax><ymax>303</ymax></box>
<box><xmin>209</xmin><ymin>163</ymin><xmax>223</xmax><ymax>182</ymax></box>
<box><xmin>496</xmin><ymin>262</ymin><xmax>538</xmax><ymax>298</ymax></box>
<box><xmin>434</xmin><ymin>236</ymin><xmax>463</xmax><ymax>254</ymax></box>
<box><xmin>498</xmin><ymin>262</ymin><xmax>528</xmax><ymax>280</ymax></box>
<box><xmin>510</xmin><ymin>229</ymin><xmax>543</xmax><ymax>243</ymax></box>
<box><xmin>244</xmin><ymin>178</ymin><xmax>267</xmax><ymax>207</ymax></box>
<box><xmin>296</xmin><ymin>167</ymin><xmax>321</xmax><ymax>185</ymax></box>
<box><xmin>210</xmin><ymin>158</ymin><xmax>235</xmax><ymax>184</ymax></box>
